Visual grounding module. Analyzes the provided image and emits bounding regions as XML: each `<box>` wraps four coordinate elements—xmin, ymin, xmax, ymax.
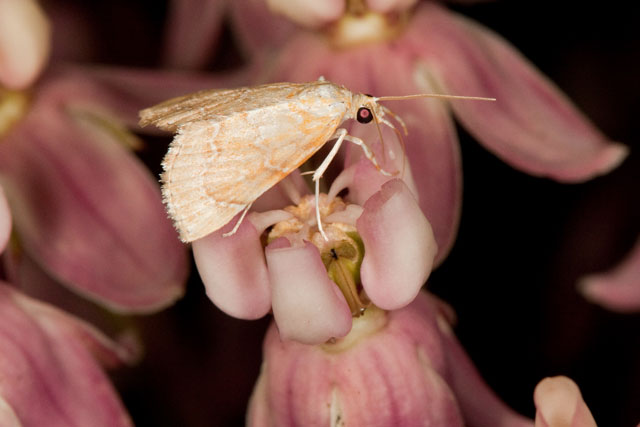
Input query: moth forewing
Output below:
<box><xmin>152</xmin><ymin>82</ymin><xmax>353</xmax><ymax>242</ymax></box>
<box><xmin>139</xmin><ymin>81</ymin><xmax>352</xmax><ymax>132</ymax></box>
<box><xmin>139</xmin><ymin>78</ymin><xmax>494</xmax><ymax>242</ymax></box>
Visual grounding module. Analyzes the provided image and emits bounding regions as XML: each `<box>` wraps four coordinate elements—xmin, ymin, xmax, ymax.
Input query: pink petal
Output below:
<box><xmin>534</xmin><ymin>376</ymin><xmax>597</xmax><ymax>427</ymax></box>
<box><xmin>267</xmin><ymin>32</ymin><xmax>333</xmax><ymax>83</ymax></box>
<box><xmin>579</xmin><ymin>237</ymin><xmax>640</xmax><ymax>313</ymax></box>
<box><xmin>0</xmin><ymin>0</ymin><xmax>50</xmax><ymax>89</ymax></box>
<box><xmin>0</xmin><ymin>81</ymin><xmax>188</xmax><ymax>313</ymax></box>
<box><xmin>48</xmin><ymin>67</ymin><xmax>252</xmax><ymax>131</ymax></box>
<box><xmin>357</xmin><ymin>179</ymin><xmax>437</xmax><ymax>310</ymax></box>
<box><xmin>0</xmin><ymin>283</ymin><xmax>132</xmax><ymax>427</ymax></box>
<box><xmin>227</xmin><ymin>0</ymin><xmax>297</xmax><ymax>57</ymax></box>
<box><xmin>162</xmin><ymin>0</ymin><xmax>226</xmax><ymax>69</ymax></box>
<box><xmin>0</xmin><ymin>185</ymin><xmax>11</xmax><ymax>253</ymax></box>
<box><xmin>406</xmin><ymin>3</ymin><xmax>628</xmax><ymax>182</ymax></box>
<box><xmin>344</xmin><ymin>159</ymin><xmax>385</xmax><ymax>204</ymax></box>
<box><xmin>192</xmin><ymin>219</ymin><xmax>272</xmax><ymax>320</ymax></box>
<box><xmin>4</xmin><ymin>250</ymin><xmax>142</xmax><ymax>364</ymax></box>
<box><xmin>8</xmin><ymin>284</ymin><xmax>139</xmax><ymax>368</ymax></box>
<box><xmin>265</xmin><ymin>239</ymin><xmax>352</xmax><ymax>344</ymax></box>
<box><xmin>439</xmin><ymin>317</ymin><xmax>533</xmax><ymax>427</ymax></box>
<box><xmin>264</xmin><ymin>0</ymin><xmax>345</xmax><ymax>29</ymax></box>
<box><xmin>249</xmin><ymin>292</ymin><xmax>467</xmax><ymax>426</ymax></box>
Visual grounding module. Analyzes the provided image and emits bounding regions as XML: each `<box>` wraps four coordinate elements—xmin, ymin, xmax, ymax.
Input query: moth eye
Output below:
<box><xmin>356</xmin><ymin>107</ymin><xmax>374</xmax><ymax>124</ymax></box>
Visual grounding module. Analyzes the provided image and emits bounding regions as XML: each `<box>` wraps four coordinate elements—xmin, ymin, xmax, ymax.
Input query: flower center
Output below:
<box><xmin>268</xmin><ymin>194</ymin><xmax>370</xmax><ymax>316</ymax></box>
<box><xmin>0</xmin><ymin>89</ymin><xmax>29</xmax><ymax>138</ymax></box>
<box><xmin>327</xmin><ymin>0</ymin><xmax>409</xmax><ymax>48</ymax></box>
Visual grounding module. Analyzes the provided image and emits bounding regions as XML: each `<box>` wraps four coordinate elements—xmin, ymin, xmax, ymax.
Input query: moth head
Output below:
<box><xmin>351</xmin><ymin>94</ymin><xmax>408</xmax><ymax>177</ymax></box>
<box><xmin>352</xmin><ymin>94</ymin><xmax>385</xmax><ymax>125</ymax></box>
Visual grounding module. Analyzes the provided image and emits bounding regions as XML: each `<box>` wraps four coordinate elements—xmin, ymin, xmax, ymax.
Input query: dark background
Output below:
<box><xmin>42</xmin><ymin>1</ymin><xmax>640</xmax><ymax>425</ymax></box>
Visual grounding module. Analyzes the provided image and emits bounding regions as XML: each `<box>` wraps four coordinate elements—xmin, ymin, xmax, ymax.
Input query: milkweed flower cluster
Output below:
<box><xmin>0</xmin><ymin>0</ymin><xmax>627</xmax><ymax>425</ymax></box>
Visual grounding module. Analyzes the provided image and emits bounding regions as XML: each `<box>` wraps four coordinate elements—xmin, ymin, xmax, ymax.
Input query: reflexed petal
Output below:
<box><xmin>357</xmin><ymin>179</ymin><xmax>437</xmax><ymax>310</ymax></box>
<box><xmin>579</xmin><ymin>238</ymin><xmax>640</xmax><ymax>313</ymax></box>
<box><xmin>0</xmin><ymin>283</ymin><xmax>132</xmax><ymax>427</ymax></box>
<box><xmin>265</xmin><ymin>0</ymin><xmax>345</xmax><ymax>29</ymax></box>
<box><xmin>406</xmin><ymin>3</ymin><xmax>627</xmax><ymax>182</ymax></box>
<box><xmin>228</xmin><ymin>0</ymin><xmax>297</xmax><ymax>56</ymax></box>
<box><xmin>192</xmin><ymin>219</ymin><xmax>272</xmax><ymax>320</ymax></box>
<box><xmin>268</xmin><ymin>32</ymin><xmax>332</xmax><ymax>83</ymax></box>
<box><xmin>534</xmin><ymin>377</ymin><xmax>597</xmax><ymax>427</ymax></box>
<box><xmin>0</xmin><ymin>185</ymin><xmax>11</xmax><ymax>252</ymax></box>
<box><xmin>8</xmin><ymin>284</ymin><xmax>140</xmax><ymax>367</ymax></box>
<box><xmin>162</xmin><ymin>0</ymin><xmax>226</xmax><ymax>69</ymax></box>
<box><xmin>266</xmin><ymin>239</ymin><xmax>352</xmax><ymax>344</ymax></box>
<box><xmin>0</xmin><ymin>87</ymin><xmax>188</xmax><ymax>313</ymax></box>
<box><xmin>0</xmin><ymin>0</ymin><xmax>50</xmax><ymax>89</ymax></box>
<box><xmin>45</xmin><ymin>67</ymin><xmax>252</xmax><ymax>131</ymax></box>
<box><xmin>248</xmin><ymin>293</ymin><xmax>467</xmax><ymax>426</ymax></box>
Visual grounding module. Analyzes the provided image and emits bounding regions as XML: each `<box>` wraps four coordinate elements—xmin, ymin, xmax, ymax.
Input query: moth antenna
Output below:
<box><xmin>381</xmin><ymin>105</ymin><xmax>408</xmax><ymax>136</ymax></box>
<box><xmin>376</xmin><ymin>93</ymin><xmax>496</xmax><ymax>102</ymax></box>
<box><xmin>299</xmin><ymin>170</ymin><xmax>315</xmax><ymax>176</ymax></box>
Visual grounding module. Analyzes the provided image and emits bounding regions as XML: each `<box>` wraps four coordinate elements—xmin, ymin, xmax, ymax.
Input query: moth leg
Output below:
<box><xmin>223</xmin><ymin>202</ymin><xmax>253</xmax><ymax>238</ymax></box>
<box><xmin>380</xmin><ymin>105</ymin><xmax>408</xmax><ymax>135</ymax></box>
<box><xmin>313</xmin><ymin>128</ymin><xmax>349</xmax><ymax>241</ymax></box>
<box><xmin>344</xmin><ymin>134</ymin><xmax>393</xmax><ymax>177</ymax></box>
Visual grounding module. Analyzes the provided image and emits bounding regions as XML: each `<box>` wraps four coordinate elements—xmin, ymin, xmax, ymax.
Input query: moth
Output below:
<box><xmin>139</xmin><ymin>79</ymin><xmax>493</xmax><ymax>242</ymax></box>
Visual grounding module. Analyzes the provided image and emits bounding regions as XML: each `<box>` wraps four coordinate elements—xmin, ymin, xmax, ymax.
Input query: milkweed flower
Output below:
<box><xmin>0</xmin><ymin>71</ymin><xmax>189</xmax><ymax>312</ymax></box>
<box><xmin>0</xmin><ymin>282</ymin><xmax>136</xmax><ymax>427</ymax></box>
<box><xmin>193</xmin><ymin>151</ymin><xmax>437</xmax><ymax>344</ymax></box>
<box><xmin>224</xmin><ymin>0</ymin><xmax>628</xmax><ymax>263</ymax></box>
<box><xmin>247</xmin><ymin>291</ymin><xmax>532</xmax><ymax>426</ymax></box>
<box><xmin>0</xmin><ymin>0</ymin><xmax>192</xmax><ymax>312</ymax></box>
